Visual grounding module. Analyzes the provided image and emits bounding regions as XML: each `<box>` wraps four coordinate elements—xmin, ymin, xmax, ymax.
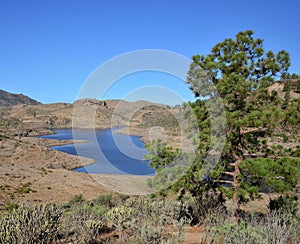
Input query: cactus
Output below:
<box><xmin>140</xmin><ymin>220</ymin><xmax>163</xmax><ymax>244</ymax></box>
<box><xmin>62</xmin><ymin>205</ymin><xmax>106</xmax><ymax>242</ymax></box>
<box><xmin>0</xmin><ymin>204</ymin><xmax>61</xmax><ymax>244</ymax></box>
<box><xmin>106</xmin><ymin>205</ymin><xmax>135</xmax><ymax>239</ymax></box>
<box><xmin>126</xmin><ymin>198</ymin><xmax>192</xmax><ymax>243</ymax></box>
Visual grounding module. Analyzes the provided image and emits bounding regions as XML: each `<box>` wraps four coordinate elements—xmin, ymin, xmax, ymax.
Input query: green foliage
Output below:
<box><xmin>1</xmin><ymin>203</ymin><xmax>19</xmax><ymax>213</ymax></box>
<box><xmin>282</xmin><ymin>97</ymin><xmax>300</xmax><ymax>127</ymax></box>
<box><xmin>283</xmin><ymin>80</ymin><xmax>292</xmax><ymax>91</ymax></box>
<box><xmin>187</xmin><ymin>30</ymin><xmax>290</xmax><ymax>102</ymax></box>
<box><xmin>185</xmin><ymin>100</ymin><xmax>212</xmax><ymax>155</ymax></box>
<box><xmin>15</xmin><ymin>182</ymin><xmax>36</xmax><ymax>195</ymax></box>
<box><xmin>184</xmin><ymin>29</ymin><xmax>300</xmax><ymax>215</ymax></box>
<box><xmin>146</xmin><ymin>139</ymin><xmax>194</xmax><ymax>191</ymax></box>
<box><xmin>268</xmin><ymin>195</ymin><xmax>299</xmax><ymax>216</ymax></box>
<box><xmin>147</xmin><ymin>164</ymin><xmax>187</xmax><ymax>191</ymax></box>
<box><xmin>282</xmin><ymin>79</ymin><xmax>300</xmax><ymax>93</ymax></box>
<box><xmin>186</xmin><ymin>185</ymin><xmax>227</xmax><ymax>225</ymax></box>
<box><xmin>282</xmin><ymin>73</ymin><xmax>300</xmax><ymax>79</ymax></box>
<box><xmin>0</xmin><ymin>134</ymin><xmax>8</xmax><ymax>141</ymax></box>
<box><xmin>65</xmin><ymin>193</ymin><xmax>84</xmax><ymax>206</ymax></box>
<box><xmin>92</xmin><ymin>194</ymin><xmax>113</xmax><ymax>207</ymax></box>
<box><xmin>291</xmin><ymin>146</ymin><xmax>300</xmax><ymax>157</ymax></box>
<box><xmin>0</xmin><ymin>194</ymin><xmax>298</xmax><ymax>242</ymax></box>
<box><xmin>145</xmin><ymin>139</ymin><xmax>180</xmax><ymax>170</ymax></box>
<box><xmin>138</xmin><ymin>220</ymin><xmax>163</xmax><ymax>243</ymax></box>
<box><xmin>240</xmin><ymin>157</ymin><xmax>300</xmax><ymax>193</ymax></box>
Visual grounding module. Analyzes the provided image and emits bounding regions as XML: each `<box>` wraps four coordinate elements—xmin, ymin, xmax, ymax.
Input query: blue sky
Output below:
<box><xmin>0</xmin><ymin>0</ymin><xmax>299</xmax><ymax>105</ymax></box>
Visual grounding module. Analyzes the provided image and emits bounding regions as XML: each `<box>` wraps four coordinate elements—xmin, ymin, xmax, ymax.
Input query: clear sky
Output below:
<box><xmin>0</xmin><ymin>0</ymin><xmax>299</xmax><ymax>105</ymax></box>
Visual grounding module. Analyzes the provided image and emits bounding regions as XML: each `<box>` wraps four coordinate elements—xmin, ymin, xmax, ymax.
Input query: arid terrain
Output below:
<box><xmin>0</xmin><ymin>82</ymin><xmax>299</xmax><ymax>208</ymax></box>
<box><xmin>0</xmin><ymin>91</ymin><xmax>186</xmax><ymax>206</ymax></box>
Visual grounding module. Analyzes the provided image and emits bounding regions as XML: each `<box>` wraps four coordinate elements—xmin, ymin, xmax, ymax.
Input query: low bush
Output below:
<box><xmin>126</xmin><ymin>198</ymin><xmax>193</xmax><ymax>243</ymax></box>
<box><xmin>268</xmin><ymin>195</ymin><xmax>299</xmax><ymax>216</ymax></box>
<box><xmin>63</xmin><ymin>194</ymin><xmax>84</xmax><ymax>208</ymax></box>
<box><xmin>0</xmin><ymin>204</ymin><xmax>61</xmax><ymax>244</ymax></box>
<box><xmin>93</xmin><ymin>194</ymin><xmax>113</xmax><ymax>207</ymax></box>
<box><xmin>62</xmin><ymin>204</ymin><xmax>107</xmax><ymax>243</ymax></box>
<box><xmin>0</xmin><ymin>193</ymin><xmax>298</xmax><ymax>243</ymax></box>
<box><xmin>203</xmin><ymin>211</ymin><xmax>300</xmax><ymax>244</ymax></box>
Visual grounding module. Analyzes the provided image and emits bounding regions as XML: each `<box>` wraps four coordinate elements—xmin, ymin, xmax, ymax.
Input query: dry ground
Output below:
<box><xmin>0</xmin><ymin>135</ymin><xmax>154</xmax><ymax>207</ymax></box>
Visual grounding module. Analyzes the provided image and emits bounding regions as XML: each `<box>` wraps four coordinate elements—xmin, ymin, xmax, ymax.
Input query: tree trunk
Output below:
<box><xmin>231</xmin><ymin>160</ymin><xmax>241</xmax><ymax>221</ymax></box>
<box><xmin>226</xmin><ymin>130</ymin><xmax>242</xmax><ymax>222</ymax></box>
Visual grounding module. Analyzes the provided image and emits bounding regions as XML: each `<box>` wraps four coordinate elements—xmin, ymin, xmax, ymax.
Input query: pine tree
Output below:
<box><xmin>186</xmin><ymin>30</ymin><xmax>300</xmax><ymax>220</ymax></box>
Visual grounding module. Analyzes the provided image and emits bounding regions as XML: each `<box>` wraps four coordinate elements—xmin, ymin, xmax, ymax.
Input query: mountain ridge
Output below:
<box><xmin>0</xmin><ymin>89</ymin><xmax>41</xmax><ymax>106</ymax></box>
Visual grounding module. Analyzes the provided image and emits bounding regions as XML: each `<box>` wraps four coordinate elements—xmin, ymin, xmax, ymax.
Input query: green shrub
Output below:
<box><xmin>204</xmin><ymin>211</ymin><xmax>300</xmax><ymax>244</ymax></box>
<box><xmin>82</xmin><ymin>202</ymin><xmax>106</xmax><ymax>216</ymax></box>
<box><xmin>64</xmin><ymin>194</ymin><xmax>84</xmax><ymax>207</ymax></box>
<box><xmin>189</xmin><ymin>188</ymin><xmax>226</xmax><ymax>225</ymax></box>
<box><xmin>0</xmin><ymin>134</ymin><xmax>8</xmax><ymax>141</ymax></box>
<box><xmin>2</xmin><ymin>203</ymin><xmax>19</xmax><ymax>213</ymax></box>
<box><xmin>268</xmin><ymin>195</ymin><xmax>299</xmax><ymax>216</ymax></box>
<box><xmin>93</xmin><ymin>194</ymin><xmax>112</xmax><ymax>206</ymax></box>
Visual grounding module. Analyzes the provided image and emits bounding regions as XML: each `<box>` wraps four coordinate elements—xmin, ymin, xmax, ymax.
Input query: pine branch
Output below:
<box><xmin>243</xmin><ymin>153</ymin><xmax>267</xmax><ymax>158</ymax></box>
<box><xmin>243</xmin><ymin>154</ymin><xmax>299</xmax><ymax>159</ymax></box>
<box><xmin>213</xmin><ymin>179</ymin><xmax>233</xmax><ymax>184</ymax></box>
<box><xmin>240</xmin><ymin>126</ymin><xmax>268</xmax><ymax>135</ymax></box>
<box><xmin>226</xmin><ymin>130</ymin><xmax>241</xmax><ymax>161</ymax></box>
<box><xmin>222</xmin><ymin>171</ymin><xmax>235</xmax><ymax>177</ymax></box>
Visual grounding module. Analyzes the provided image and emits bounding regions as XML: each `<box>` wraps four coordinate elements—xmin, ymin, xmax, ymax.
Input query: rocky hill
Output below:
<box><xmin>0</xmin><ymin>95</ymin><xmax>180</xmax><ymax>140</ymax></box>
<box><xmin>267</xmin><ymin>79</ymin><xmax>300</xmax><ymax>99</ymax></box>
<box><xmin>1</xmin><ymin>79</ymin><xmax>299</xmax><ymax>139</ymax></box>
<box><xmin>0</xmin><ymin>89</ymin><xmax>41</xmax><ymax>107</ymax></box>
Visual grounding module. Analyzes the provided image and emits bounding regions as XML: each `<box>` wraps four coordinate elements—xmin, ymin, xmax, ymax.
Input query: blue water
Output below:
<box><xmin>39</xmin><ymin>128</ymin><xmax>155</xmax><ymax>175</ymax></box>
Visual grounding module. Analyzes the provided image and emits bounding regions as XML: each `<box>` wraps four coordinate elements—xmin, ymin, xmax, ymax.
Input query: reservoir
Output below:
<box><xmin>39</xmin><ymin>128</ymin><xmax>155</xmax><ymax>175</ymax></box>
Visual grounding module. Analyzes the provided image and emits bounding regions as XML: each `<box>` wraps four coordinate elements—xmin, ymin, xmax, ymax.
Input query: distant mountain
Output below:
<box><xmin>0</xmin><ymin>89</ymin><xmax>41</xmax><ymax>106</ymax></box>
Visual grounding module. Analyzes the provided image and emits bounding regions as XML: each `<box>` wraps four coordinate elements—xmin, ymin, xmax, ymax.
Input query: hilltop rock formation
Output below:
<box><xmin>267</xmin><ymin>79</ymin><xmax>300</xmax><ymax>99</ymax></box>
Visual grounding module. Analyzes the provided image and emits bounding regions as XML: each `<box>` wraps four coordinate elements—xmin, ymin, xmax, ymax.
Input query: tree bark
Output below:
<box><xmin>226</xmin><ymin>129</ymin><xmax>242</xmax><ymax>222</ymax></box>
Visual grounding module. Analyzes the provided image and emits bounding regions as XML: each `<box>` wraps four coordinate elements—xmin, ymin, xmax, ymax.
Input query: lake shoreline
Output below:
<box><xmin>35</xmin><ymin>125</ymin><xmax>150</xmax><ymax>145</ymax></box>
<box><xmin>40</xmin><ymin>127</ymin><xmax>154</xmax><ymax>175</ymax></box>
<box><xmin>0</xmin><ymin>130</ymin><xmax>155</xmax><ymax>207</ymax></box>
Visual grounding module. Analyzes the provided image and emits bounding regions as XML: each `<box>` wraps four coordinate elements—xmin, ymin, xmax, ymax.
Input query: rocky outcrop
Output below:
<box><xmin>73</xmin><ymin>98</ymin><xmax>108</xmax><ymax>108</ymax></box>
<box><xmin>267</xmin><ymin>79</ymin><xmax>300</xmax><ymax>99</ymax></box>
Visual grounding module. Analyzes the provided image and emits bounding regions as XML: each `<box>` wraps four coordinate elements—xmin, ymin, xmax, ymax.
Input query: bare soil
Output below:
<box><xmin>0</xmin><ymin>135</ymin><xmax>154</xmax><ymax>207</ymax></box>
